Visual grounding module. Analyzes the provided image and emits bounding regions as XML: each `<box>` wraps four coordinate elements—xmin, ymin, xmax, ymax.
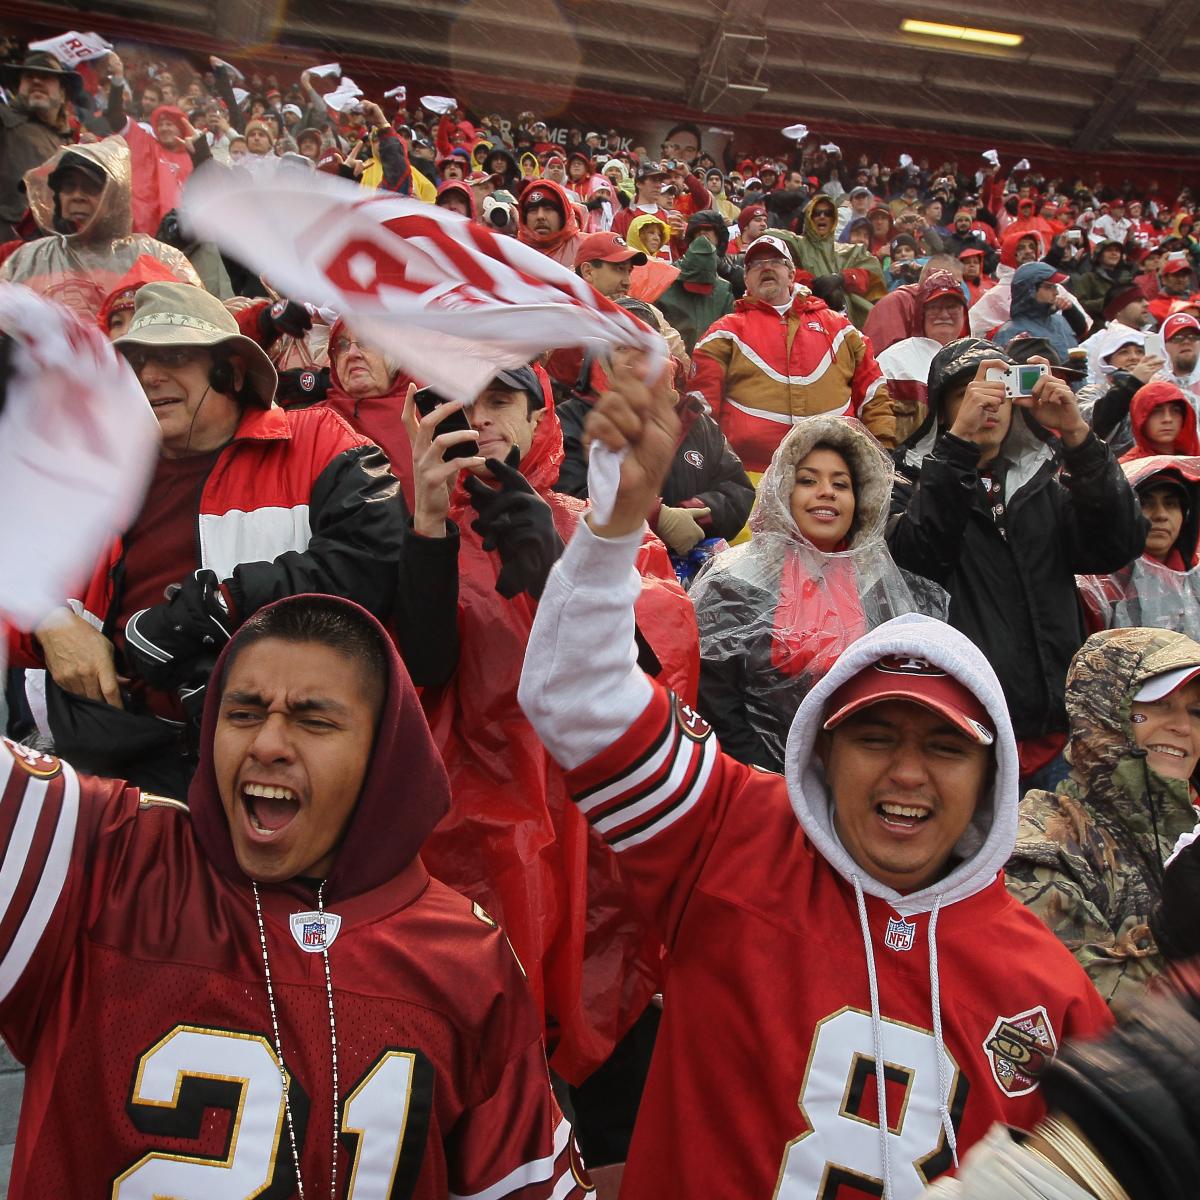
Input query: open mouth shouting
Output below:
<box><xmin>240</xmin><ymin>781</ymin><xmax>302</xmax><ymax>841</ymax></box>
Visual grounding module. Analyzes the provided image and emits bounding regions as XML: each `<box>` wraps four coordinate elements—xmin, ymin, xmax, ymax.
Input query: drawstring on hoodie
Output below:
<box><xmin>852</xmin><ymin>875</ymin><xmax>895</xmax><ymax>1200</ymax></box>
<box><xmin>853</xmin><ymin>880</ymin><xmax>958</xmax><ymax>1200</ymax></box>
<box><xmin>926</xmin><ymin>895</ymin><xmax>958</xmax><ymax>1168</ymax></box>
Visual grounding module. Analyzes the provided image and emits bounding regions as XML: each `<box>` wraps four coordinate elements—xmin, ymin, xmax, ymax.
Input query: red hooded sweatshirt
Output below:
<box><xmin>435</xmin><ymin>179</ymin><xmax>477</xmax><ymax>220</ymax></box>
<box><xmin>1122</xmin><ymin>380</ymin><xmax>1200</xmax><ymax>461</ymax></box>
<box><xmin>517</xmin><ymin>178</ymin><xmax>585</xmax><ymax>268</ymax></box>
<box><xmin>95</xmin><ymin>254</ymin><xmax>188</xmax><ymax>333</ymax></box>
<box><xmin>418</xmin><ymin>370</ymin><xmax>701</xmax><ymax>1082</ymax></box>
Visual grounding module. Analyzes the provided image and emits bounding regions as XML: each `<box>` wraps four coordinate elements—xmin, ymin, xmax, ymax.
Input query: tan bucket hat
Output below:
<box><xmin>115</xmin><ymin>282</ymin><xmax>278</xmax><ymax>407</ymax></box>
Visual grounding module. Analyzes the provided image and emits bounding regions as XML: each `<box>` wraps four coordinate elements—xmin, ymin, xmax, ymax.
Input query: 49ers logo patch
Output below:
<box><xmin>983</xmin><ymin>1005</ymin><xmax>1057</xmax><ymax>1096</ymax></box>
<box><xmin>3</xmin><ymin>738</ymin><xmax>62</xmax><ymax>780</ymax></box>
<box><xmin>674</xmin><ymin>696</ymin><xmax>711</xmax><ymax>742</ymax></box>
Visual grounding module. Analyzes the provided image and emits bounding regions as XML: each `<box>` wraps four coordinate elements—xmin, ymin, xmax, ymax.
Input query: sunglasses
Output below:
<box><xmin>121</xmin><ymin>346</ymin><xmax>205</xmax><ymax>371</ymax></box>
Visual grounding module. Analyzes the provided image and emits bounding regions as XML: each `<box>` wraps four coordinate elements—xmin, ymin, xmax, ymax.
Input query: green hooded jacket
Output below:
<box><xmin>655</xmin><ymin>236</ymin><xmax>734</xmax><ymax>354</ymax></box>
<box><xmin>1006</xmin><ymin>627</ymin><xmax>1200</xmax><ymax>1008</ymax></box>
<box><xmin>781</xmin><ymin>196</ymin><xmax>886</xmax><ymax>328</ymax></box>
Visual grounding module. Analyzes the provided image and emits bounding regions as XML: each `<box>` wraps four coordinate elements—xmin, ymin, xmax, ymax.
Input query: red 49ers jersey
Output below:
<box><xmin>562</xmin><ymin>688</ymin><xmax>1113</xmax><ymax>1199</ymax></box>
<box><xmin>0</xmin><ymin>740</ymin><xmax>587</xmax><ymax>1200</ymax></box>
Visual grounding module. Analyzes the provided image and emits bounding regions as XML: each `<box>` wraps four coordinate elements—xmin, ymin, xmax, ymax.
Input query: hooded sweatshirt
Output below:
<box><xmin>517</xmin><ymin>178</ymin><xmax>584</xmax><ymax>267</ymax></box>
<box><xmin>792</xmin><ymin>195</ymin><xmax>886</xmax><ymax>327</ymax></box>
<box><xmin>1007</xmin><ymin>627</ymin><xmax>1200</xmax><ymax>1007</ymax></box>
<box><xmin>692</xmin><ymin>415</ymin><xmax>946</xmax><ymax>770</ymax></box>
<box><xmin>994</xmin><ymin>261</ymin><xmax>1078</xmax><ymax>361</ymax></box>
<box><xmin>0</xmin><ymin>595</ymin><xmax>584</xmax><ymax>1199</ymax></box>
<box><xmin>416</xmin><ymin>373</ymin><xmax>701</xmax><ymax>1083</ymax></box>
<box><xmin>1121</xmin><ymin>379</ymin><xmax>1200</xmax><ymax>461</ymax></box>
<box><xmin>0</xmin><ymin>137</ymin><xmax>200</xmax><ymax>320</ymax></box>
<box><xmin>876</xmin><ymin>269</ymin><xmax>969</xmax><ymax>441</ymax></box>
<box><xmin>518</xmin><ymin>524</ymin><xmax>1112</xmax><ymax>1200</ymax></box>
<box><xmin>435</xmin><ymin>178</ymin><xmax>477</xmax><ymax>220</ymax></box>
<box><xmin>968</xmin><ymin>228</ymin><xmax>1047</xmax><ymax>339</ymax></box>
<box><xmin>94</xmin><ymin>253</ymin><xmax>188</xmax><ymax>333</ymax></box>
<box><xmin>1079</xmin><ymin>456</ymin><xmax>1200</xmax><ymax>638</ymax></box>
<box><xmin>655</xmin><ymin>231</ymin><xmax>734</xmax><ymax>352</ymax></box>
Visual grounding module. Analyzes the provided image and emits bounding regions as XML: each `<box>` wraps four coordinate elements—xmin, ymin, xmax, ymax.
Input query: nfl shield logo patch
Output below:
<box><xmin>883</xmin><ymin>915</ymin><xmax>916</xmax><ymax>952</ymax></box>
<box><xmin>289</xmin><ymin>910</ymin><xmax>343</xmax><ymax>954</ymax></box>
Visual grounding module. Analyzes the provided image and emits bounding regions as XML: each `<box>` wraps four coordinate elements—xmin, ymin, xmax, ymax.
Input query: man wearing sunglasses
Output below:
<box><xmin>8</xmin><ymin>282</ymin><xmax>403</xmax><ymax>797</ymax></box>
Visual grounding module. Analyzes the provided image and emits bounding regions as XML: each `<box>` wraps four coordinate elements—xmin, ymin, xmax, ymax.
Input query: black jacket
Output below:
<box><xmin>888</xmin><ymin>418</ymin><xmax>1147</xmax><ymax>740</ymax></box>
<box><xmin>555</xmin><ymin>389</ymin><xmax>755</xmax><ymax>541</ymax></box>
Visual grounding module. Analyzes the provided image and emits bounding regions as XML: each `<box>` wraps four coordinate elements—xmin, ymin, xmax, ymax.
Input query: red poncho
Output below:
<box><xmin>420</xmin><ymin>374</ymin><xmax>699</xmax><ymax>1082</ymax></box>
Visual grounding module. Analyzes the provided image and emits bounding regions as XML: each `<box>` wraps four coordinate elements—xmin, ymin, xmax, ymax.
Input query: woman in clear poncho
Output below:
<box><xmin>1079</xmin><ymin>455</ymin><xmax>1200</xmax><ymax>639</ymax></box>
<box><xmin>690</xmin><ymin>413</ymin><xmax>947</xmax><ymax>771</ymax></box>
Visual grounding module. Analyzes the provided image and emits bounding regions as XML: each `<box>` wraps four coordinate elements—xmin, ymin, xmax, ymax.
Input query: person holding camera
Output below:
<box><xmin>888</xmin><ymin>338</ymin><xmax>1147</xmax><ymax>793</ymax></box>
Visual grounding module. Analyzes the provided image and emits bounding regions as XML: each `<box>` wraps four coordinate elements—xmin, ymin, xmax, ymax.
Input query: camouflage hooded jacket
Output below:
<box><xmin>1006</xmin><ymin>627</ymin><xmax>1200</xmax><ymax>1009</ymax></box>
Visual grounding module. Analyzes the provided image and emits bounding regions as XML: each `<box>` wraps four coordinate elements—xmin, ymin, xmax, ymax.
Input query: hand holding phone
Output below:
<box><xmin>404</xmin><ymin>386</ymin><xmax>483</xmax><ymax>537</ymax></box>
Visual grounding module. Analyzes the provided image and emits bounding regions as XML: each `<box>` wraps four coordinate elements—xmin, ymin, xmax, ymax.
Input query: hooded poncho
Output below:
<box><xmin>0</xmin><ymin>137</ymin><xmax>200</xmax><ymax>320</ymax></box>
<box><xmin>1007</xmin><ymin>626</ymin><xmax>1200</xmax><ymax>1006</ymax></box>
<box><xmin>994</xmin><ymin>261</ymin><xmax>1078</xmax><ymax>361</ymax></box>
<box><xmin>417</xmin><ymin>373</ymin><xmax>701</xmax><ymax>1082</ymax></box>
<box><xmin>1079</xmin><ymin>455</ymin><xmax>1200</xmax><ymax>636</ymax></box>
<box><xmin>1121</xmin><ymin>379</ymin><xmax>1200</xmax><ymax>461</ymax></box>
<box><xmin>691</xmin><ymin>415</ymin><xmax>946</xmax><ymax>770</ymax></box>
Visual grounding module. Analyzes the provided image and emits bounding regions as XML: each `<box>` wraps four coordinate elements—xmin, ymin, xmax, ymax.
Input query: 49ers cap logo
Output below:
<box><xmin>874</xmin><ymin>655</ymin><xmax>945</xmax><ymax>677</ymax></box>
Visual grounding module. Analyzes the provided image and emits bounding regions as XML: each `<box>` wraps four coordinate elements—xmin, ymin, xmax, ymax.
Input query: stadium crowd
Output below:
<box><xmin>2</xmin><ymin>30</ymin><xmax>1200</xmax><ymax>1200</ymax></box>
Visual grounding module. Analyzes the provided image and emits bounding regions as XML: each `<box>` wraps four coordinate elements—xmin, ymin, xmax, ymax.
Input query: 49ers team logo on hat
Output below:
<box><xmin>874</xmin><ymin>654</ymin><xmax>945</xmax><ymax>676</ymax></box>
<box><xmin>983</xmin><ymin>1005</ymin><xmax>1057</xmax><ymax>1096</ymax></box>
<box><xmin>674</xmin><ymin>696</ymin><xmax>711</xmax><ymax>742</ymax></box>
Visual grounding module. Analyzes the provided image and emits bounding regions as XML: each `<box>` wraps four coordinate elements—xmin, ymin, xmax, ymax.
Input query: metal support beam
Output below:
<box><xmin>1072</xmin><ymin>0</ymin><xmax>1200</xmax><ymax>150</ymax></box>
<box><xmin>686</xmin><ymin>0</ymin><xmax>770</xmax><ymax>114</ymax></box>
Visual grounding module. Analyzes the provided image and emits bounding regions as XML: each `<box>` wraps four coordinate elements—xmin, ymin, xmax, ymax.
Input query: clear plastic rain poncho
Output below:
<box><xmin>690</xmin><ymin>414</ymin><xmax>948</xmax><ymax>770</ymax></box>
<box><xmin>1078</xmin><ymin>455</ymin><xmax>1200</xmax><ymax>638</ymax></box>
<box><xmin>0</xmin><ymin>136</ymin><xmax>199</xmax><ymax>321</ymax></box>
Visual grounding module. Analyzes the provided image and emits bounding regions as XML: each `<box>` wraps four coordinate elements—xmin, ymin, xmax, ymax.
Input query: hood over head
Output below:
<box><xmin>1129</xmin><ymin>380</ymin><xmax>1200</xmax><ymax>458</ymax></box>
<box><xmin>96</xmin><ymin>254</ymin><xmax>188</xmax><ymax>333</ymax></box>
<box><xmin>999</xmin><ymin>227</ymin><xmax>1047</xmax><ymax>270</ymax></box>
<box><xmin>751</xmin><ymin>414</ymin><xmax>894</xmax><ymax>548</ymax></box>
<box><xmin>1125</xmin><ymin>454</ymin><xmax>1200</xmax><ymax>566</ymax></box>
<box><xmin>516</xmin><ymin>177</ymin><xmax>581</xmax><ymax>254</ymax></box>
<box><xmin>188</xmin><ymin>594</ymin><xmax>451</xmax><ymax>904</ymax></box>
<box><xmin>1087</xmin><ymin>323</ymin><xmax>1146</xmax><ymax>387</ymax></box>
<box><xmin>784</xmin><ymin>612</ymin><xmax>1019</xmax><ymax>912</ymax></box>
<box><xmin>1060</xmin><ymin>627</ymin><xmax>1200</xmax><ymax>816</ymax></box>
<box><xmin>626</xmin><ymin>212</ymin><xmax>673</xmax><ymax>257</ymax></box>
<box><xmin>801</xmin><ymin>193</ymin><xmax>841</xmax><ymax>244</ymax></box>
<box><xmin>675</xmin><ymin>231</ymin><xmax>720</xmax><ymax>286</ymax></box>
<box><xmin>150</xmin><ymin>105</ymin><xmax>195</xmax><ymax>142</ymax></box>
<box><xmin>1009</xmin><ymin>260</ymin><xmax>1060</xmax><ymax>319</ymax></box>
<box><xmin>435</xmin><ymin>179</ymin><xmax>477</xmax><ymax>219</ymax></box>
<box><xmin>685</xmin><ymin>208</ymin><xmax>729</xmax><ymax>256</ymax></box>
<box><xmin>27</xmin><ymin>136</ymin><xmax>132</xmax><ymax>241</ymax></box>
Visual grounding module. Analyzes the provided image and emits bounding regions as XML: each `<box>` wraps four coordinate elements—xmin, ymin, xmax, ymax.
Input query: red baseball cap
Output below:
<box><xmin>1045</xmin><ymin>270</ymin><xmax>1070</xmax><ymax>285</ymax></box>
<box><xmin>1163</xmin><ymin>313</ymin><xmax>1200</xmax><ymax>341</ymax></box>
<box><xmin>1163</xmin><ymin>253</ymin><xmax>1193</xmax><ymax>276</ymax></box>
<box><xmin>822</xmin><ymin>655</ymin><xmax>995</xmax><ymax>745</ymax></box>
<box><xmin>574</xmin><ymin>231</ymin><xmax>647</xmax><ymax>267</ymax></box>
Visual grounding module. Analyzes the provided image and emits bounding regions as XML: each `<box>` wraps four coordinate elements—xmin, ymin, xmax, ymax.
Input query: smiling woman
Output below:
<box><xmin>1008</xmin><ymin>626</ymin><xmax>1200</xmax><ymax>1009</ymax></box>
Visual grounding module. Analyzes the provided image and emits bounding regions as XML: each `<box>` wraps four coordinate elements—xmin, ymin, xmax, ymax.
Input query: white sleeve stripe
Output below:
<box><xmin>577</xmin><ymin>716</ymin><xmax>677</xmax><ymax>814</ymax></box>
<box><xmin>549</xmin><ymin>1169</ymin><xmax>579</xmax><ymax>1200</ymax></box>
<box><xmin>0</xmin><ymin>765</ymin><xmax>79</xmax><ymax>1002</ymax></box>
<box><xmin>612</xmin><ymin>734</ymin><xmax>718</xmax><ymax>853</ymax></box>
<box><xmin>592</xmin><ymin>731</ymin><xmax>700</xmax><ymax>836</ymax></box>
<box><xmin>448</xmin><ymin>1118</ymin><xmax>570</xmax><ymax>1200</ymax></box>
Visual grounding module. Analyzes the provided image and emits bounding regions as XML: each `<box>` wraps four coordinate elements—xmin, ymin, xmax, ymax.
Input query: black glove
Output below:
<box><xmin>1151</xmin><ymin>829</ymin><xmax>1200</xmax><ymax>962</ymax></box>
<box><xmin>257</xmin><ymin>299</ymin><xmax>313</xmax><ymax>344</ymax></box>
<box><xmin>124</xmin><ymin>569</ymin><xmax>234</xmax><ymax>689</ymax></box>
<box><xmin>463</xmin><ymin>448</ymin><xmax>564</xmax><ymax>600</ymax></box>
<box><xmin>155</xmin><ymin>209</ymin><xmax>186</xmax><ymax>248</ymax></box>
<box><xmin>276</xmin><ymin>365</ymin><xmax>330</xmax><ymax>406</ymax></box>
<box><xmin>1039</xmin><ymin>964</ymin><xmax>1200</xmax><ymax>1200</ymax></box>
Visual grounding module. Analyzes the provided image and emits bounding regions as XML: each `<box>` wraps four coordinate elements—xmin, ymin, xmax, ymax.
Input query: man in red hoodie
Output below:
<box><xmin>517</xmin><ymin>179</ymin><xmax>584</xmax><ymax>268</ymax></box>
<box><xmin>0</xmin><ymin>593</ymin><xmax>586</xmax><ymax>1199</ymax></box>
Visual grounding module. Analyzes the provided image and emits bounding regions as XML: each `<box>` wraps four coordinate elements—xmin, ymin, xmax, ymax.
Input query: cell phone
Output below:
<box><xmin>412</xmin><ymin>387</ymin><xmax>478</xmax><ymax>460</ymax></box>
<box><xmin>1066</xmin><ymin>229</ymin><xmax>1082</xmax><ymax>243</ymax></box>
<box><xmin>986</xmin><ymin>363</ymin><xmax>1048</xmax><ymax>398</ymax></box>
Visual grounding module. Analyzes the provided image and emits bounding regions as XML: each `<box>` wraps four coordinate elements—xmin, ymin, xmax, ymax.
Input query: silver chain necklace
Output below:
<box><xmin>253</xmin><ymin>880</ymin><xmax>340</xmax><ymax>1200</ymax></box>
